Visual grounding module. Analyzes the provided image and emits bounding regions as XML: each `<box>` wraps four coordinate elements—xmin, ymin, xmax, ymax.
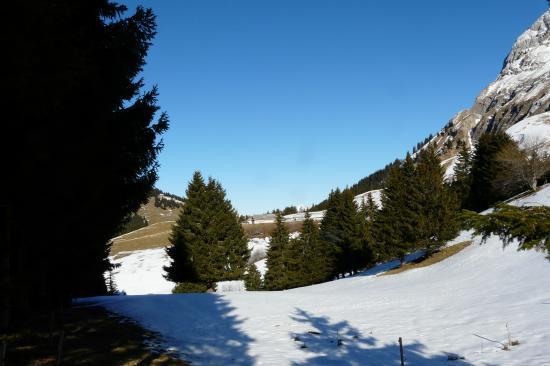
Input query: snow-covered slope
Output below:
<box><xmin>88</xmin><ymin>186</ymin><xmax>550</xmax><ymax>365</ymax></box>
<box><xmin>505</xmin><ymin>111</ymin><xmax>550</xmax><ymax>151</ymax></box>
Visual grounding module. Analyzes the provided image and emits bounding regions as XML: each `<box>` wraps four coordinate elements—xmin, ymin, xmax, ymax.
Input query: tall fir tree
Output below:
<box><xmin>165</xmin><ymin>172</ymin><xmax>249</xmax><ymax>290</ymax></box>
<box><xmin>374</xmin><ymin>156</ymin><xmax>419</xmax><ymax>263</ymax></box>
<box><xmin>264</xmin><ymin>213</ymin><xmax>290</xmax><ymax>290</ymax></box>
<box><xmin>300</xmin><ymin>211</ymin><xmax>332</xmax><ymax>284</ymax></box>
<box><xmin>204</xmin><ymin>178</ymin><xmax>249</xmax><ymax>283</ymax></box>
<box><xmin>452</xmin><ymin>143</ymin><xmax>473</xmax><ymax>209</ymax></box>
<box><xmin>164</xmin><ymin>171</ymin><xmax>207</xmax><ymax>284</ymax></box>
<box><xmin>415</xmin><ymin>145</ymin><xmax>459</xmax><ymax>253</ymax></box>
<box><xmin>318</xmin><ymin>189</ymin><xmax>365</xmax><ymax>277</ymax></box>
<box><xmin>468</xmin><ymin>133</ymin><xmax>515</xmax><ymax>212</ymax></box>
<box><xmin>3</xmin><ymin>1</ymin><xmax>168</xmax><ymax>330</ymax></box>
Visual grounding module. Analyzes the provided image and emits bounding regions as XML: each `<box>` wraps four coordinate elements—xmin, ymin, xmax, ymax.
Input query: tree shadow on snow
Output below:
<box><xmin>163</xmin><ymin>293</ymin><xmax>256</xmax><ymax>366</ymax></box>
<box><xmin>289</xmin><ymin>308</ymin><xmax>486</xmax><ymax>366</ymax></box>
<box><xmin>356</xmin><ymin>251</ymin><xmax>426</xmax><ymax>278</ymax></box>
<box><xmin>91</xmin><ymin>293</ymin><xmax>256</xmax><ymax>366</ymax></box>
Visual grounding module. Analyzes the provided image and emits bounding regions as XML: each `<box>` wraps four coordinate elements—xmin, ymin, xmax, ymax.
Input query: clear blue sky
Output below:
<box><xmin>121</xmin><ymin>0</ymin><xmax>547</xmax><ymax>215</ymax></box>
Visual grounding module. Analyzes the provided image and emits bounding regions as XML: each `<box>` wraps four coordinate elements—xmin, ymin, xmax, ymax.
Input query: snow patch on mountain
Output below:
<box><xmin>505</xmin><ymin>111</ymin><xmax>550</xmax><ymax>151</ymax></box>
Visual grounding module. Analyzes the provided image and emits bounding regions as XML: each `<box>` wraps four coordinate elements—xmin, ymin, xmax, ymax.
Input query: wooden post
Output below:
<box><xmin>0</xmin><ymin>341</ymin><xmax>7</xmax><ymax>366</ymax></box>
<box><xmin>398</xmin><ymin>337</ymin><xmax>405</xmax><ymax>366</ymax></box>
<box><xmin>56</xmin><ymin>331</ymin><xmax>64</xmax><ymax>366</ymax></box>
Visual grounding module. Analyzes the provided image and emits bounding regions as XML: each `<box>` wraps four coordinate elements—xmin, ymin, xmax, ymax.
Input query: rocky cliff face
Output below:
<box><xmin>427</xmin><ymin>9</ymin><xmax>550</xmax><ymax>171</ymax></box>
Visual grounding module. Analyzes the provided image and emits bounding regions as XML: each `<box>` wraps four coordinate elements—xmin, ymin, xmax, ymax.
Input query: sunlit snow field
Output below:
<box><xmin>82</xmin><ymin>187</ymin><xmax>550</xmax><ymax>365</ymax></box>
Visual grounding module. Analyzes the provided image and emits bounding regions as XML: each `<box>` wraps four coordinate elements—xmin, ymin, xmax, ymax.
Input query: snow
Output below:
<box><xmin>87</xmin><ymin>186</ymin><xmax>550</xmax><ymax>365</ymax></box>
<box><xmin>353</xmin><ymin>189</ymin><xmax>382</xmax><ymax>208</ymax></box>
<box><xmin>441</xmin><ymin>156</ymin><xmax>458</xmax><ymax>181</ymax></box>
<box><xmin>481</xmin><ymin>10</ymin><xmax>550</xmax><ymax>102</ymax></box>
<box><xmin>110</xmin><ymin>248</ymin><xmax>173</xmax><ymax>295</ymax></box>
<box><xmin>254</xmin><ymin>258</ymin><xmax>267</xmax><ymax>278</ymax></box>
<box><xmin>505</xmin><ymin>111</ymin><xmax>550</xmax><ymax>151</ymax></box>
<box><xmin>216</xmin><ymin>280</ymin><xmax>246</xmax><ymax>293</ymax></box>
<box><xmin>248</xmin><ymin>237</ymin><xmax>270</xmax><ymax>259</ymax></box>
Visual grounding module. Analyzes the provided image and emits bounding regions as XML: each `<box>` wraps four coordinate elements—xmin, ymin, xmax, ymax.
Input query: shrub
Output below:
<box><xmin>172</xmin><ymin>282</ymin><xmax>208</xmax><ymax>293</ymax></box>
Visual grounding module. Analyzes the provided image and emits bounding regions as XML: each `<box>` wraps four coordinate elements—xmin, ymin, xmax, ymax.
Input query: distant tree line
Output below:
<box><xmin>2</xmin><ymin>1</ymin><xmax>167</xmax><ymax>331</ymax></box>
<box><xmin>116</xmin><ymin>213</ymin><xmax>149</xmax><ymax>236</ymax></box>
<box><xmin>150</xmin><ymin>187</ymin><xmax>183</xmax><ymax>209</ymax></box>
<box><xmin>311</xmin><ymin>160</ymin><xmax>399</xmax><ymax>211</ymax></box>
<box><xmin>270</xmin><ymin>205</ymin><xmax>299</xmax><ymax>216</ymax></box>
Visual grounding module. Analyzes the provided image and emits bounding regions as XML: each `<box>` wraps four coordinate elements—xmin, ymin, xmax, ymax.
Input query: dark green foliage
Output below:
<box><xmin>451</xmin><ymin>144</ymin><xmax>473</xmax><ymax>209</ymax></box>
<box><xmin>151</xmin><ymin>188</ymin><xmax>184</xmax><ymax>202</ymax></box>
<box><xmin>375</xmin><ymin>148</ymin><xmax>459</xmax><ymax>260</ymax></box>
<box><xmin>264</xmin><ymin>213</ymin><xmax>290</xmax><ymax>290</ymax></box>
<box><xmin>172</xmin><ymin>282</ymin><xmax>208</xmax><ymax>293</ymax></box>
<box><xmin>468</xmin><ymin>133</ymin><xmax>515</xmax><ymax>211</ymax></box>
<box><xmin>271</xmin><ymin>206</ymin><xmax>299</xmax><ymax>215</ymax></box>
<box><xmin>318</xmin><ymin>189</ymin><xmax>369</xmax><ymax>278</ymax></box>
<box><xmin>116</xmin><ymin>213</ymin><xmax>148</xmax><ymax>236</ymax></box>
<box><xmin>154</xmin><ymin>195</ymin><xmax>182</xmax><ymax>209</ymax></box>
<box><xmin>462</xmin><ymin>205</ymin><xmax>550</xmax><ymax>260</ymax></box>
<box><xmin>244</xmin><ymin>264</ymin><xmax>263</xmax><ymax>291</ymax></box>
<box><xmin>2</xmin><ymin>1</ymin><xmax>167</xmax><ymax>330</ymax></box>
<box><xmin>299</xmin><ymin>212</ymin><xmax>332</xmax><ymax>285</ymax></box>
<box><xmin>151</xmin><ymin>187</ymin><xmax>183</xmax><ymax>209</ymax></box>
<box><xmin>415</xmin><ymin>146</ymin><xmax>460</xmax><ymax>253</ymax></box>
<box><xmin>374</xmin><ymin>158</ymin><xmax>418</xmax><ymax>262</ymax></box>
<box><xmin>164</xmin><ymin>172</ymin><xmax>249</xmax><ymax>290</ymax></box>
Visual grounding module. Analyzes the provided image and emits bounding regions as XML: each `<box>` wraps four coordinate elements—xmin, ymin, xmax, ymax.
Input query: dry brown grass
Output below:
<box><xmin>111</xmin><ymin>221</ymin><xmax>174</xmax><ymax>255</ymax></box>
<box><xmin>242</xmin><ymin>220</ymin><xmax>310</xmax><ymax>238</ymax></box>
<box><xmin>1</xmin><ymin>305</ymin><xmax>187</xmax><ymax>366</ymax></box>
<box><xmin>139</xmin><ymin>198</ymin><xmax>180</xmax><ymax>225</ymax></box>
<box><xmin>382</xmin><ymin>241</ymin><xmax>472</xmax><ymax>276</ymax></box>
<box><xmin>111</xmin><ymin>199</ymin><xmax>314</xmax><ymax>255</ymax></box>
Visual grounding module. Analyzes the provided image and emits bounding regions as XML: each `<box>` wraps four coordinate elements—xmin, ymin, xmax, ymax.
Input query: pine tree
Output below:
<box><xmin>318</xmin><ymin>189</ymin><xmax>365</xmax><ymax>278</ymax></box>
<box><xmin>165</xmin><ymin>173</ymin><xmax>249</xmax><ymax>290</ymax></box>
<box><xmin>205</xmin><ymin>178</ymin><xmax>249</xmax><ymax>282</ymax></box>
<box><xmin>244</xmin><ymin>263</ymin><xmax>263</xmax><ymax>291</ymax></box>
<box><xmin>264</xmin><ymin>213</ymin><xmax>290</xmax><ymax>290</ymax></box>
<box><xmin>164</xmin><ymin>171</ymin><xmax>207</xmax><ymax>284</ymax></box>
<box><xmin>452</xmin><ymin>143</ymin><xmax>473</xmax><ymax>209</ymax></box>
<box><xmin>319</xmin><ymin>189</ymin><xmax>343</xmax><ymax>277</ymax></box>
<box><xmin>375</xmin><ymin>156</ymin><xmax>419</xmax><ymax>263</ymax></box>
<box><xmin>415</xmin><ymin>145</ymin><xmax>459</xmax><ymax>253</ymax></box>
<box><xmin>300</xmin><ymin>211</ymin><xmax>331</xmax><ymax>284</ymax></box>
<box><xmin>468</xmin><ymin>133</ymin><xmax>514</xmax><ymax>211</ymax></box>
<box><xmin>3</xmin><ymin>2</ymin><xmax>168</xmax><ymax>329</ymax></box>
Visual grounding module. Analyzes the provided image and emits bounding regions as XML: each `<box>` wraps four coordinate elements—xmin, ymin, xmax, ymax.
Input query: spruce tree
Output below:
<box><xmin>452</xmin><ymin>143</ymin><xmax>473</xmax><ymax>209</ymax></box>
<box><xmin>264</xmin><ymin>213</ymin><xmax>290</xmax><ymax>290</ymax></box>
<box><xmin>244</xmin><ymin>263</ymin><xmax>263</xmax><ymax>291</ymax></box>
<box><xmin>468</xmin><ymin>133</ymin><xmax>514</xmax><ymax>211</ymax></box>
<box><xmin>319</xmin><ymin>189</ymin><xmax>343</xmax><ymax>277</ymax></box>
<box><xmin>375</xmin><ymin>158</ymin><xmax>417</xmax><ymax>263</ymax></box>
<box><xmin>205</xmin><ymin>178</ymin><xmax>249</xmax><ymax>283</ymax></box>
<box><xmin>300</xmin><ymin>211</ymin><xmax>331</xmax><ymax>284</ymax></box>
<box><xmin>415</xmin><ymin>145</ymin><xmax>459</xmax><ymax>253</ymax></box>
<box><xmin>165</xmin><ymin>173</ymin><xmax>249</xmax><ymax>290</ymax></box>
<box><xmin>3</xmin><ymin>1</ymin><xmax>168</xmax><ymax>329</ymax></box>
<box><xmin>164</xmin><ymin>171</ymin><xmax>207</xmax><ymax>284</ymax></box>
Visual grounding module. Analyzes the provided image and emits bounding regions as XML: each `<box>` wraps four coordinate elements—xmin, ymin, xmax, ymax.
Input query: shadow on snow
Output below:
<box><xmin>85</xmin><ymin>293</ymin><xmax>256</xmax><ymax>366</ymax></box>
<box><xmin>289</xmin><ymin>308</ymin><xmax>487</xmax><ymax>366</ymax></box>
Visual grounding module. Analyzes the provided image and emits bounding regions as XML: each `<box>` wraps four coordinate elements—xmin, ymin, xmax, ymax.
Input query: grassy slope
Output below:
<box><xmin>111</xmin><ymin>198</ymin><xmax>179</xmax><ymax>255</ymax></box>
<box><xmin>111</xmin><ymin>198</ymin><xmax>311</xmax><ymax>255</ymax></box>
